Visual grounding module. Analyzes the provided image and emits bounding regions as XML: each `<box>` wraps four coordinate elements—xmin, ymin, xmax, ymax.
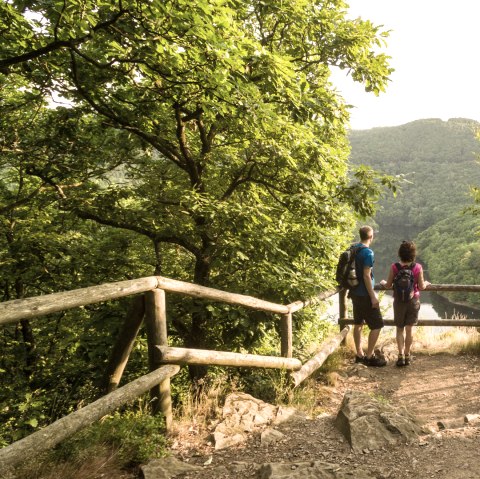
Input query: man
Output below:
<box><xmin>349</xmin><ymin>225</ymin><xmax>386</xmax><ymax>367</ymax></box>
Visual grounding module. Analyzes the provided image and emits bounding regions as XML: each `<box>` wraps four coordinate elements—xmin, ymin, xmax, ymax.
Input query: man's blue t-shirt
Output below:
<box><xmin>350</xmin><ymin>243</ymin><xmax>375</xmax><ymax>296</ymax></box>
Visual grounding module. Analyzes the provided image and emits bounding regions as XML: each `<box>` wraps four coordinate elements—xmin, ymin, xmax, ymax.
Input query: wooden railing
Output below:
<box><xmin>339</xmin><ymin>284</ymin><xmax>480</xmax><ymax>328</ymax></box>
<box><xmin>0</xmin><ymin>277</ymin><xmax>479</xmax><ymax>469</ymax></box>
<box><xmin>0</xmin><ymin>275</ymin><xmax>339</xmax><ymax>469</ymax></box>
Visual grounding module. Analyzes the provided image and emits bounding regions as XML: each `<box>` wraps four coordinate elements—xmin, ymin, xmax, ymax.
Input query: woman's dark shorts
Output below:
<box><xmin>351</xmin><ymin>294</ymin><xmax>384</xmax><ymax>330</ymax></box>
<box><xmin>393</xmin><ymin>297</ymin><xmax>420</xmax><ymax>328</ymax></box>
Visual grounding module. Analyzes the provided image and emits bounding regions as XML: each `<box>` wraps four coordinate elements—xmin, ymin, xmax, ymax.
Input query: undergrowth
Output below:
<box><xmin>6</xmin><ymin>410</ymin><xmax>167</xmax><ymax>479</ymax></box>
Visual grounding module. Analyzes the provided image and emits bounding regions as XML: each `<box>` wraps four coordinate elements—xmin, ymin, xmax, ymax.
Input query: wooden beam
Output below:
<box><xmin>0</xmin><ymin>277</ymin><xmax>158</xmax><ymax>325</ymax></box>
<box><xmin>339</xmin><ymin>319</ymin><xmax>480</xmax><ymax>327</ymax></box>
<box><xmin>102</xmin><ymin>295</ymin><xmax>145</xmax><ymax>393</ymax></box>
<box><xmin>145</xmin><ymin>289</ymin><xmax>173</xmax><ymax>431</ymax></box>
<box><xmin>0</xmin><ymin>365</ymin><xmax>180</xmax><ymax>470</ymax></box>
<box><xmin>156</xmin><ymin>346</ymin><xmax>302</xmax><ymax>370</ymax></box>
<box><xmin>155</xmin><ymin>276</ymin><xmax>289</xmax><ymax>314</ymax></box>
<box><xmin>286</xmin><ymin>288</ymin><xmax>339</xmax><ymax>313</ymax></box>
<box><xmin>291</xmin><ymin>326</ymin><xmax>351</xmax><ymax>387</ymax></box>
<box><xmin>338</xmin><ymin>289</ymin><xmax>348</xmax><ymax>345</ymax></box>
<box><xmin>280</xmin><ymin>313</ymin><xmax>293</xmax><ymax>358</ymax></box>
<box><xmin>375</xmin><ymin>284</ymin><xmax>480</xmax><ymax>292</ymax></box>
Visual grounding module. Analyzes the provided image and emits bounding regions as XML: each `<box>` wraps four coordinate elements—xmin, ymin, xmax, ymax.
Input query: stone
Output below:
<box><xmin>272</xmin><ymin>406</ymin><xmax>306</xmax><ymax>425</ymax></box>
<box><xmin>213</xmin><ymin>393</ymin><xmax>303</xmax><ymax>450</ymax></box>
<box><xmin>261</xmin><ymin>428</ymin><xmax>285</xmax><ymax>446</ymax></box>
<box><xmin>464</xmin><ymin>413</ymin><xmax>480</xmax><ymax>424</ymax></box>
<box><xmin>256</xmin><ymin>460</ymin><xmax>374</xmax><ymax>479</ymax></box>
<box><xmin>141</xmin><ymin>456</ymin><xmax>202</xmax><ymax>479</ymax></box>
<box><xmin>334</xmin><ymin>391</ymin><xmax>423</xmax><ymax>453</ymax></box>
<box><xmin>437</xmin><ymin>417</ymin><xmax>465</xmax><ymax>430</ymax></box>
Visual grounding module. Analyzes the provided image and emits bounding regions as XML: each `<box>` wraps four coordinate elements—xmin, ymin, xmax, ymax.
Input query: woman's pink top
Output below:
<box><xmin>391</xmin><ymin>262</ymin><xmax>423</xmax><ymax>298</ymax></box>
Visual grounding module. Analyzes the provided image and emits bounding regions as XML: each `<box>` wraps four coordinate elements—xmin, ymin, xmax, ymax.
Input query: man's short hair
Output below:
<box><xmin>359</xmin><ymin>226</ymin><xmax>373</xmax><ymax>241</ymax></box>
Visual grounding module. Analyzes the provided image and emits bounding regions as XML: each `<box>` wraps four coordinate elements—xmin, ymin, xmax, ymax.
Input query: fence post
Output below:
<box><xmin>280</xmin><ymin>312</ymin><xmax>293</xmax><ymax>358</ymax></box>
<box><xmin>102</xmin><ymin>295</ymin><xmax>145</xmax><ymax>393</ymax></box>
<box><xmin>339</xmin><ymin>289</ymin><xmax>348</xmax><ymax>345</ymax></box>
<box><xmin>145</xmin><ymin>289</ymin><xmax>173</xmax><ymax>431</ymax></box>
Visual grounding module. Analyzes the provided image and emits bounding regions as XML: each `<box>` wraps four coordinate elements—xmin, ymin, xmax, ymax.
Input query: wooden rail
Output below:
<box><xmin>0</xmin><ymin>365</ymin><xmax>180</xmax><ymax>470</ymax></box>
<box><xmin>0</xmin><ymin>277</ymin><xmax>159</xmax><ymax>325</ymax></box>
<box><xmin>156</xmin><ymin>346</ymin><xmax>303</xmax><ymax>370</ymax></box>
<box><xmin>340</xmin><ymin>319</ymin><xmax>480</xmax><ymax>327</ymax></box>
<box><xmin>0</xmin><ymin>275</ymin><xmax>478</xmax><ymax>470</ymax></box>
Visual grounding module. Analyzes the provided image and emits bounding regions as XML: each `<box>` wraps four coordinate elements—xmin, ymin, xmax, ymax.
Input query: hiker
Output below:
<box><xmin>349</xmin><ymin>226</ymin><xmax>386</xmax><ymax>367</ymax></box>
<box><xmin>380</xmin><ymin>240</ymin><xmax>431</xmax><ymax>367</ymax></box>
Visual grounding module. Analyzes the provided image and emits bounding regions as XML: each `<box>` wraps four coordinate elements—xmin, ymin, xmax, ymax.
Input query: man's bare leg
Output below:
<box><xmin>353</xmin><ymin>324</ymin><xmax>364</xmax><ymax>357</ymax></box>
<box><xmin>366</xmin><ymin>328</ymin><xmax>381</xmax><ymax>358</ymax></box>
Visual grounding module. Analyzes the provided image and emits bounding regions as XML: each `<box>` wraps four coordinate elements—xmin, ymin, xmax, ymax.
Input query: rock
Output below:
<box><xmin>261</xmin><ymin>428</ymin><xmax>285</xmax><ymax>446</ymax></box>
<box><xmin>334</xmin><ymin>391</ymin><xmax>423</xmax><ymax>453</ymax></box>
<box><xmin>437</xmin><ymin>417</ymin><xmax>465</xmax><ymax>430</ymax></box>
<box><xmin>213</xmin><ymin>431</ymin><xmax>246</xmax><ymax>450</ymax></box>
<box><xmin>213</xmin><ymin>393</ymin><xmax>303</xmax><ymax>450</ymax></box>
<box><xmin>272</xmin><ymin>406</ymin><xmax>306</xmax><ymax>425</ymax></box>
<box><xmin>464</xmin><ymin>413</ymin><xmax>480</xmax><ymax>424</ymax></box>
<box><xmin>141</xmin><ymin>456</ymin><xmax>202</xmax><ymax>479</ymax></box>
<box><xmin>256</xmin><ymin>460</ymin><xmax>374</xmax><ymax>478</ymax></box>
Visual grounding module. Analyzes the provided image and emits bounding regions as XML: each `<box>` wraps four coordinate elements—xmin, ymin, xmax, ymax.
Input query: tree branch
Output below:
<box><xmin>0</xmin><ymin>6</ymin><xmax>128</xmax><ymax>69</ymax></box>
<box><xmin>69</xmin><ymin>53</ymin><xmax>185</xmax><ymax>171</ymax></box>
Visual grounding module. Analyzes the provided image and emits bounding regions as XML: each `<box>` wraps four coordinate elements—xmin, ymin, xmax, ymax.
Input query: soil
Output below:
<box><xmin>168</xmin><ymin>347</ymin><xmax>480</xmax><ymax>479</ymax></box>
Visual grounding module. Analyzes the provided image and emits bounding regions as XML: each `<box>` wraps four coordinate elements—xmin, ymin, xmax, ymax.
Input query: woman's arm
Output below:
<box><xmin>380</xmin><ymin>265</ymin><xmax>395</xmax><ymax>289</ymax></box>
<box><xmin>418</xmin><ymin>266</ymin><xmax>431</xmax><ymax>290</ymax></box>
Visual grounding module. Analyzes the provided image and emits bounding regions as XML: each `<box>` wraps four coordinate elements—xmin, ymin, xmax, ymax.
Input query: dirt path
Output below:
<box><xmin>171</xmin><ymin>351</ymin><xmax>480</xmax><ymax>479</ymax></box>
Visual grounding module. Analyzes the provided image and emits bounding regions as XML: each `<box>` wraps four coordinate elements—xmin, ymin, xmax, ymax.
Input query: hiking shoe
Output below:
<box><xmin>366</xmin><ymin>354</ymin><xmax>387</xmax><ymax>367</ymax></box>
<box><xmin>396</xmin><ymin>356</ymin><xmax>405</xmax><ymax>367</ymax></box>
<box><xmin>404</xmin><ymin>355</ymin><xmax>411</xmax><ymax>366</ymax></box>
<box><xmin>355</xmin><ymin>355</ymin><xmax>366</xmax><ymax>364</ymax></box>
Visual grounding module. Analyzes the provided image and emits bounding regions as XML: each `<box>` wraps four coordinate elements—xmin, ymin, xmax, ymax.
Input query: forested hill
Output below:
<box><xmin>348</xmin><ymin>118</ymin><xmax>480</xmax><ymax>306</ymax></box>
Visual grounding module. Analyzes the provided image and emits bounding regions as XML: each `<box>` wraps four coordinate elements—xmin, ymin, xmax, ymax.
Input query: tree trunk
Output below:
<box><xmin>15</xmin><ymin>279</ymin><xmax>38</xmax><ymax>379</ymax></box>
<box><xmin>187</xmin><ymin>254</ymin><xmax>212</xmax><ymax>383</ymax></box>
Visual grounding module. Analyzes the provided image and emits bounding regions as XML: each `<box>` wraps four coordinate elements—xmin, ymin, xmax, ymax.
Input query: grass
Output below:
<box><xmin>6</xmin><ymin>409</ymin><xmax>167</xmax><ymax>479</ymax></box>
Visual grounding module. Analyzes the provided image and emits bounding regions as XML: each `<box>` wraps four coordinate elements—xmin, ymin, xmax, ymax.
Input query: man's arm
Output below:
<box><xmin>364</xmin><ymin>266</ymin><xmax>379</xmax><ymax>308</ymax></box>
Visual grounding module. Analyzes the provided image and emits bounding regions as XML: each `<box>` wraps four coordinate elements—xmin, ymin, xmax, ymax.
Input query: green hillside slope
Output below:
<box><xmin>348</xmin><ymin>118</ymin><xmax>480</xmax><ymax>306</ymax></box>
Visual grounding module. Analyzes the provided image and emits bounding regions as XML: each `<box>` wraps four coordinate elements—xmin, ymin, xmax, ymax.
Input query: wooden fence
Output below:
<box><xmin>0</xmin><ymin>277</ymin><xmax>479</xmax><ymax>469</ymax></box>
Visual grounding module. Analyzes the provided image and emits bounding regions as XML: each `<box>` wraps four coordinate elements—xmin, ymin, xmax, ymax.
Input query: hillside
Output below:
<box><xmin>349</xmin><ymin>118</ymin><xmax>480</xmax><ymax>230</ymax></box>
<box><xmin>348</xmin><ymin>118</ymin><xmax>480</xmax><ymax>304</ymax></box>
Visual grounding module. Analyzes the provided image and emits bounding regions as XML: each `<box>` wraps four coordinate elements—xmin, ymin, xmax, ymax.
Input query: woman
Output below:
<box><xmin>380</xmin><ymin>241</ymin><xmax>430</xmax><ymax>367</ymax></box>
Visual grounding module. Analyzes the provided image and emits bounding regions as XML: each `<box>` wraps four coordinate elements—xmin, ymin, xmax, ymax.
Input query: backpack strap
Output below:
<box><xmin>395</xmin><ymin>262</ymin><xmax>416</xmax><ymax>270</ymax></box>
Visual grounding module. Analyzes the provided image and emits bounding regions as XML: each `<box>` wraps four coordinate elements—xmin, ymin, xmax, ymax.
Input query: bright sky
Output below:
<box><xmin>332</xmin><ymin>0</ymin><xmax>480</xmax><ymax>130</ymax></box>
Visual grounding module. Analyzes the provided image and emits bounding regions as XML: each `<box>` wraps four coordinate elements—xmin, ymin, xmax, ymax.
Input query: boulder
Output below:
<box><xmin>213</xmin><ymin>393</ymin><xmax>304</xmax><ymax>450</ymax></box>
<box><xmin>260</xmin><ymin>428</ymin><xmax>285</xmax><ymax>446</ymax></box>
<box><xmin>257</xmin><ymin>460</ymin><xmax>374</xmax><ymax>479</ymax></box>
<box><xmin>334</xmin><ymin>390</ymin><xmax>423</xmax><ymax>453</ymax></box>
<box><xmin>141</xmin><ymin>456</ymin><xmax>201</xmax><ymax>479</ymax></box>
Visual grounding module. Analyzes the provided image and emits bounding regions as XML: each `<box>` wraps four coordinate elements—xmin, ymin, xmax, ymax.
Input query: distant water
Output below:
<box><xmin>324</xmin><ymin>290</ymin><xmax>480</xmax><ymax>327</ymax></box>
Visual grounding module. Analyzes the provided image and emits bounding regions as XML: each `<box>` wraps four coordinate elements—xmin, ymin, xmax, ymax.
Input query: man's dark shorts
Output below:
<box><xmin>350</xmin><ymin>294</ymin><xmax>384</xmax><ymax>330</ymax></box>
<box><xmin>393</xmin><ymin>297</ymin><xmax>420</xmax><ymax>328</ymax></box>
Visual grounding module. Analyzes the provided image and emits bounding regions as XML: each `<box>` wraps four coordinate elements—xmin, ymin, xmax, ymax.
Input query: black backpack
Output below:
<box><xmin>393</xmin><ymin>262</ymin><xmax>416</xmax><ymax>302</ymax></box>
<box><xmin>335</xmin><ymin>244</ymin><xmax>366</xmax><ymax>290</ymax></box>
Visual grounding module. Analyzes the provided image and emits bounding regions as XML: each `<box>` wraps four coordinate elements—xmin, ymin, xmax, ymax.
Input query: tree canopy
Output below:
<box><xmin>0</xmin><ymin>0</ymin><xmax>396</xmax><ymax>444</ymax></box>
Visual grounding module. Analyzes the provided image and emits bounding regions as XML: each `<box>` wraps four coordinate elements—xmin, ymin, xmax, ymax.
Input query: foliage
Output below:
<box><xmin>9</xmin><ymin>411</ymin><xmax>167</xmax><ymax>478</ymax></box>
<box><xmin>54</xmin><ymin>411</ymin><xmax>167</xmax><ymax>464</ymax></box>
<box><xmin>417</xmin><ymin>214</ymin><xmax>480</xmax><ymax>307</ymax></box>
<box><xmin>0</xmin><ymin>0</ymin><xmax>397</xmax><ymax>450</ymax></box>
